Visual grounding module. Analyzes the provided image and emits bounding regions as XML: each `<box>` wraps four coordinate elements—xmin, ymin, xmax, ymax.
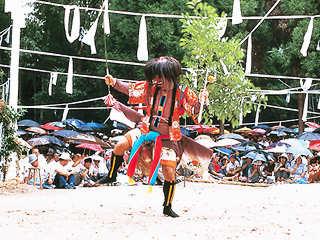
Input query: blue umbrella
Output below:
<box><xmin>28</xmin><ymin>136</ymin><xmax>65</xmax><ymax>147</ymax></box>
<box><xmin>85</xmin><ymin>122</ymin><xmax>105</xmax><ymax>129</ymax></box>
<box><xmin>252</xmin><ymin>124</ymin><xmax>270</xmax><ymax>130</ymax></box>
<box><xmin>268</xmin><ymin>130</ymin><xmax>287</xmax><ymax>137</ymax></box>
<box><xmin>297</xmin><ymin>132</ymin><xmax>320</xmax><ymax>141</ymax></box>
<box><xmin>16</xmin><ymin>130</ymin><xmax>28</xmax><ymax>136</ymax></box>
<box><xmin>214</xmin><ymin>147</ymin><xmax>234</xmax><ymax>156</ymax></box>
<box><xmin>217</xmin><ymin>133</ymin><xmax>245</xmax><ymax>141</ymax></box>
<box><xmin>52</xmin><ymin>130</ymin><xmax>79</xmax><ymax>138</ymax></box>
<box><xmin>232</xmin><ymin>142</ymin><xmax>260</xmax><ymax>152</ymax></box>
<box><xmin>64</xmin><ymin>119</ymin><xmax>86</xmax><ymax>129</ymax></box>
<box><xmin>18</xmin><ymin>119</ymin><xmax>40</xmax><ymax>127</ymax></box>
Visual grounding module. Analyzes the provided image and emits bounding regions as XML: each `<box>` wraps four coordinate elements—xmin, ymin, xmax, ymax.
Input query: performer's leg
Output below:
<box><xmin>98</xmin><ymin>129</ymin><xmax>140</xmax><ymax>184</ymax></box>
<box><xmin>161</xmin><ymin>148</ymin><xmax>179</xmax><ymax>218</ymax></box>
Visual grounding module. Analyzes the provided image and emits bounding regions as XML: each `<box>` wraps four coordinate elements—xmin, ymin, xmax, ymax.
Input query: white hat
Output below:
<box><xmin>59</xmin><ymin>152</ymin><xmax>72</xmax><ymax>161</ymax></box>
<box><xmin>28</xmin><ymin>154</ymin><xmax>38</xmax><ymax>164</ymax></box>
<box><xmin>279</xmin><ymin>153</ymin><xmax>288</xmax><ymax>160</ymax></box>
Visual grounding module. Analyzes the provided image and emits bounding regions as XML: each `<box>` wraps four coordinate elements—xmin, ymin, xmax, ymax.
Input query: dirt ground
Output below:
<box><xmin>0</xmin><ymin>182</ymin><xmax>319</xmax><ymax>240</ymax></box>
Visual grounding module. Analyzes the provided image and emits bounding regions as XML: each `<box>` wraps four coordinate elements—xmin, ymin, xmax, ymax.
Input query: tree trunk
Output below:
<box><xmin>219</xmin><ymin>120</ymin><xmax>225</xmax><ymax>135</ymax></box>
<box><xmin>297</xmin><ymin>93</ymin><xmax>305</xmax><ymax>134</ymax></box>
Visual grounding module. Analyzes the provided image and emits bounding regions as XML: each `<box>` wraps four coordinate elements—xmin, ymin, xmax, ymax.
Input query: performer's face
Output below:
<box><xmin>152</xmin><ymin>76</ymin><xmax>173</xmax><ymax>88</ymax></box>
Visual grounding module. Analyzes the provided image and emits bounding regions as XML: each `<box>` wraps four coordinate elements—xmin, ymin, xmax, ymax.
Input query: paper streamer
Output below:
<box><xmin>48</xmin><ymin>72</ymin><xmax>58</xmax><ymax>96</ymax></box>
<box><xmin>137</xmin><ymin>15</ymin><xmax>149</xmax><ymax>61</ymax></box>
<box><xmin>300</xmin><ymin>78</ymin><xmax>313</xmax><ymax>91</ymax></box>
<box><xmin>239</xmin><ymin>98</ymin><xmax>244</xmax><ymax>125</ymax></box>
<box><xmin>62</xmin><ymin>105</ymin><xmax>69</xmax><ymax>121</ymax></box>
<box><xmin>217</xmin><ymin>18</ymin><xmax>228</xmax><ymax>39</ymax></box>
<box><xmin>317</xmin><ymin>98</ymin><xmax>320</xmax><ymax>110</ymax></box>
<box><xmin>64</xmin><ymin>6</ymin><xmax>80</xmax><ymax>43</ymax></box>
<box><xmin>103</xmin><ymin>0</ymin><xmax>110</xmax><ymax>35</ymax></box>
<box><xmin>300</xmin><ymin>17</ymin><xmax>314</xmax><ymax>57</ymax></box>
<box><xmin>245</xmin><ymin>34</ymin><xmax>252</xmax><ymax>74</ymax></box>
<box><xmin>286</xmin><ymin>93</ymin><xmax>291</xmax><ymax>103</ymax></box>
<box><xmin>4</xmin><ymin>0</ymin><xmax>14</xmax><ymax>13</ymax></box>
<box><xmin>0</xmin><ymin>36</ymin><xmax>2</xmax><ymax>46</ymax></box>
<box><xmin>66</xmin><ymin>58</ymin><xmax>73</xmax><ymax>94</ymax></box>
<box><xmin>220</xmin><ymin>59</ymin><xmax>230</xmax><ymax>75</ymax></box>
<box><xmin>254</xmin><ymin>103</ymin><xmax>261</xmax><ymax>126</ymax></box>
<box><xmin>302</xmin><ymin>93</ymin><xmax>309</xmax><ymax>122</ymax></box>
<box><xmin>317</xmin><ymin>41</ymin><xmax>320</xmax><ymax>51</ymax></box>
<box><xmin>4</xmin><ymin>28</ymin><xmax>10</xmax><ymax>44</ymax></box>
<box><xmin>232</xmin><ymin>0</ymin><xmax>243</xmax><ymax>25</ymax></box>
<box><xmin>82</xmin><ymin>14</ymin><xmax>100</xmax><ymax>54</ymax></box>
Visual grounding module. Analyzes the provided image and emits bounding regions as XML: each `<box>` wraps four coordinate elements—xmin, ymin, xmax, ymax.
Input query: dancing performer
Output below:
<box><xmin>103</xmin><ymin>56</ymin><xmax>209</xmax><ymax>217</ymax></box>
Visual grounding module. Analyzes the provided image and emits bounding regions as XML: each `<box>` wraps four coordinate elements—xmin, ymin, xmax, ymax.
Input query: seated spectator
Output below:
<box><xmin>91</xmin><ymin>154</ymin><xmax>108</xmax><ymax>180</ymax></box>
<box><xmin>26</xmin><ymin>154</ymin><xmax>52</xmax><ymax>189</ymax></box>
<box><xmin>274</xmin><ymin>153</ymin><xmax>290</xmax><ymax>182</ymax></box>
<box><xmin>81</xmin><ymin>158</ymin><xmax>97</xmax><ymax>187</ymax></box>
<box><xmin>53</xmin><ymin>152</ymin><xmax>76</xmax><ymax>189</ymax></box>
<box><xmin>239</xmin><ymin>156</ymin><xmax>253</xmax><ymax>181</ymax></box>
<box><xmin>308</xmin><ymin>157</ymin><xmax>320</xmax><ymax>183</ymax></box>
<box><xmin>248</xmin><ymin>160</ymin><xmax>264</xmax><ymax>183</ymax></box>
<box><xmin>225</xmin><ymin>154</ymin><xmax>241</xmax><ymax>178</ymax></box>
<box><xmin>208</xmin><ymin>154</ymin><xmax>224</xmax><ymax>179</ymax></box>
<box><xmin>289</xmin><ymin>155</ymin><xmax>308</xmax><ymax>184</ymax></box>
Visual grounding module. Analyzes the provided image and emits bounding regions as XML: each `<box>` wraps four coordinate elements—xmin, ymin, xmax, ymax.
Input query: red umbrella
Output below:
<box><xmin>41</xmin><ymin>122</ymin><xmax>64</xmax><ymax>131</ymax></box>
<box><xmin>306</xmin><ymin>122</ymin><xmax>320</xmax><ymax>129</ymax></box>
<box><xmin>25</xmin><ymin>127</ymin><xmax>47</xmax><ymax>135</ymax></box>
<box><xmin>309</xmin><ymin>140</ymin><xmax>320</xmax><ymax>151</ymax></box>
<box><xmin>76</xmin><ymin>143</ymin><xmax>104</xmax><ymax>152</ymax></box>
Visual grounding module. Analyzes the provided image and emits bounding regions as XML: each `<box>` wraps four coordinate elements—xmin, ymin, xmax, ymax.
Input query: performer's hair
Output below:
<box><xmin>144</xmin><ymin>56</ymin><xmax>182</xmax><ymax>85</ymax></box>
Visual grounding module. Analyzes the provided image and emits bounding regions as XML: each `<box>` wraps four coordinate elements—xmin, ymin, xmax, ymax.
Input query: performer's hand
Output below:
<box><xmin>104</xmin><ymin>75</ymin><xmax>116</xmax><ymax>87</ymax></box>
<box><xmin>104</xmin><ymin>94</ymin><xmax>116</xmax><ymax>107</ymax></box>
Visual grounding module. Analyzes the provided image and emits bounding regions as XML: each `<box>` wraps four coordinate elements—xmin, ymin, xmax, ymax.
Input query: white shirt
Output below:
<box><xmin>226</xmin><ymin>160</ymin><xmax>240</xmax><ymax>173</ymax></box>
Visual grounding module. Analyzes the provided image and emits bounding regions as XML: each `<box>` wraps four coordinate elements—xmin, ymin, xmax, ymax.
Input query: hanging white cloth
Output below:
<box><xmin>317</xmin><ymin>98</ymin><xmax>320</xmax><ymax>110</ymax></box>
<box><xmin>137</xmin><ymin>15</ymin><xmax>148</xmax><ymax>61</ymax></box>
<box><xmin>62</xmin><ymin>105</ymin><xmax>69</xmax><ymax>121</ymax></box>
<box><xmin>254</xmin><ymin>103</ymin><xmax>261</xmax><ymax>126</ymax></box>
<box><xmin>103</xmin><ymin>0</ymin><xmax>110</xmax><ymax>35</ymax></box>
<box><xmin>300</xmin><ymin>17</ymin><xmax>314</xmax><ymax>57</ymax></box>
<box><xmin>239</xmin><ymin>98</ymin><xmax>244</xmax><ymax>125</ymax></box>
<box><xmin>302</xmin><ymin>93</ymin><xmax>309</xmax><ymax>122</ymax></box>
<box><xmin>300</xmin><ymin>78</ymin><xmax>313</xmax><ymax>91</ymax></box>
<box><xmin>0</xmin><ymin>36</ymin><xmax>2</xmax><ymax>46</ymax></box>
<box><xmin>64</xmin><ymin>6</ymin><xmax>80</xmax><ymax>43</ymax></box>
<box><xmin>66</xmin><ymin>58</ymin><xmax>73</xmax><ymax>94</ymax></box>
<box><xmin>220</xmin><ymin>59</ymin><xmax>230</xmax><ymax>75</ymax></box>
<box><xmin>4</xmin><ymin>0</ymin><xmax>14</xmax><ymax>13</ymax></box>
<box><xmin>4</xmin><ymin>27</ymin><xmax>11</xmax><ymax>44</ymax></box>
<box><xmin>286</xmin><ymin>92</ymin><xmax>291</xmax><ymax>103</ymax></box>
<box><xmin>300</xmin><ymin>78</ymin><xmax>312</xmax><ymax>122</ymax></box>
<box><xmin>82</xmin><ymin>14</ymin><xmax>101</xmax><ymax>54</ymax></box>
<box><xmin>48</xmin><ymin>72</ymin><xmax>58</xmax><ymax>96</ymax></box>
<box><xmin>245</xmin><ymin>34</ymin><xmax>252</xmax><ymax>74</ymax></box>
<box><xmin>217</xmin><ymin>18</ymin><xmax>228</xmax><ymax>39</ymax></box>
<box><xmin>317</xmin><ymin>40</ymin><xmax>320</xmax><ymax>51</ymax></box>
<box><xmin>232</xmin><ymin>0</ymin><xmax>243</xmax><ymax>25</ymax></box>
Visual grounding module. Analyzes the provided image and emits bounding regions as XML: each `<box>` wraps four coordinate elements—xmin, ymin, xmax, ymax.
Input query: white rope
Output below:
<box><xmin>0</xmin><ymin>63</ymin><xmax>137</xmax><ymax>83</ymax></box>
<box><xmin>18</xmin><ymin>105</ymin><xmax>111</xmax><ymax>110</ymax></box>
<box><xmin>33</xmin><ymin>0</ymin><xmax>320</xmax><ymax>21</ymax></box>
<box><xmin>2</xmin><ymin>46</ymin><xmax>320</xmax><ymax>82</ymax></box>
<box><xmin>240</xmin><ymin>0</ymin><xmax>281</xmax><ymax>45</ymax></box>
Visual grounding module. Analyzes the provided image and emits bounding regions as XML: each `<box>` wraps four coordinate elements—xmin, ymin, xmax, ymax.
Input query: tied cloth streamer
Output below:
<box><xmin>103</xmin><ymin>0</ymin><xmax>110</xmax><ymax>35</ymax></box>
<box><xmin>300</xmin><ymin>17</ymin><xmax>314</xmax><ymax>57</ymax></box>
<box><xmin>48</xmin><ymin>72</ymin><xmax>58</xmax><ymax>96</ymax></box>
<box><xmin>300</xmin><ymin>78</ymin><xmax>313</xmax><ymax>121</ymax></box>
<box><xmin>232</xmin><ymin>0</ymin><xmax>243</xmax><ymax>25</ymax></box>
<box><xmin>64</xmin><ymin>5</ymin><xmax>80</xmax><ymax>43</ymax></box>
<box><xmin>137</xmin><ymin>15</ymin><xmax>149</xmax><ymax>61</ymax></box>
<box><xmin>66</xmin><ymin>57</ymin><xmax>73</xmax><ymax>94</ymax></box>
<box><xmin>82</xmin><ymin>13</ymin><xmax>101</xmax><ymax>54</ymax></box>
<box><xmin>245</xmin><ymin>34</ymin><xmax>252</xmax><ymax>75</ymax></box>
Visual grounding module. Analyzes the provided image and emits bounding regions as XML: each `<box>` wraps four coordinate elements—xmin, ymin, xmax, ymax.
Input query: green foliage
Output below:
<box><xmin>0</xmin><ymin>102</ymin><xmax>25</xmax><ymax>181</ymax></box>
<box><xmin>180</xmin><ymin>0</ymin><xmax>263</xmax><ymax>127</ymax></box>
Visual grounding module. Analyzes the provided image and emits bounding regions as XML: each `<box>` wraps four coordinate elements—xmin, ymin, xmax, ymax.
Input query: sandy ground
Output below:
<box><xmin>0</xmin><ymin>182</ymin><xmax>320</xmax><ymax>240</ymax></box>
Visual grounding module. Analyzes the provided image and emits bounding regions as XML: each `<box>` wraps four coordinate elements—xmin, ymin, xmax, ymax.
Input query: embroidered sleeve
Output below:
<box><xmin>128</xmin><ymin>81</ymin><xmax>148</xmax><ymax>105</ymax></box>
<box><xmin>181</xmin><ymin>86</ymin><xmax>201</xmax><ymax>117</ymax></box>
